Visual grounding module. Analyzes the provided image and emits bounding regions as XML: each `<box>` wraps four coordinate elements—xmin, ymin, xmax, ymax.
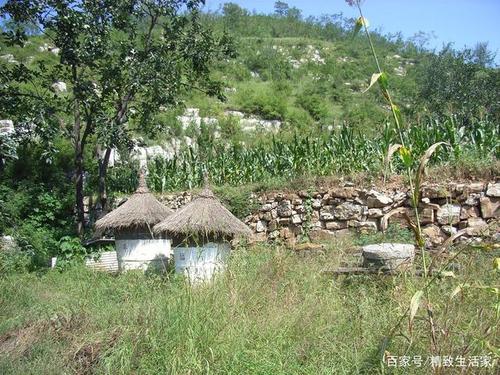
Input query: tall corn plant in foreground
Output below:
<box><xmin>347</xmin><ymin>0</ymin><xmax>445</xmax><ymax>359</ymax></box>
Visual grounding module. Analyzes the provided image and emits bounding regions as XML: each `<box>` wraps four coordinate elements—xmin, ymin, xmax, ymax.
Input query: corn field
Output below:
<box><xmin>147</xmin><ymin>116</ymin><xmax>499</xmax><ymax>192</ymax></box>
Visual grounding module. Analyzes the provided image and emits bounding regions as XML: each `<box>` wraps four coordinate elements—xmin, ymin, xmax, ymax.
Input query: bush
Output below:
<box><xmin>214</xmin><ymin>184</ymin><xmax>259</xmax><ymax>219</ymax></box>
<box><xmin>234</xmin><ymin>82</ymin><xmax>288</xmax><ymax>120</ymax></box>
<box><xmin>296</xmin><ymin>88</ymin><xmax>329</xmax><ymax>122</ymax></box>
<box><xmin>0</xmin><ymin>242</ymin><xmax>30</xmax><ymax>275</ymax></box>
<box><xmin>55</xmin><ymin>236</ymin><xmax>91</xmax><ymax>270</ymax></box>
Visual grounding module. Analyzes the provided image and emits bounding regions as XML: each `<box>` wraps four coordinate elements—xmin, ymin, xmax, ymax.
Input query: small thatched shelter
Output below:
<box><xmin>95</xmin><ymin>172</ymin><xmax>173</xmax><ymax>271</ymax></box>
<box><xmin>153</xmin><ymin>186</ymin><xmax>251</xmax><ymax>281</ymax></box>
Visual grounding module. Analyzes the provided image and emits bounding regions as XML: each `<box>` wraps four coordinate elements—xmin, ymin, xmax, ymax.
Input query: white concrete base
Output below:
<box><xmin>174</xmin><ymin>242</ymin><xmax>230</xmax><ymax>282</ymax></box>
<box><xmin>116</xmin><ymin>239</ymin><xmax>171</xmax><ymax>271</ymax></box>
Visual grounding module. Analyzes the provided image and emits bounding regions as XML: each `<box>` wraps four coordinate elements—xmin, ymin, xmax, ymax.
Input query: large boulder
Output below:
<box><xmin>362</xmin><ymin>243</ymin><xmax>415</xmax><ymax>271</ymax></box>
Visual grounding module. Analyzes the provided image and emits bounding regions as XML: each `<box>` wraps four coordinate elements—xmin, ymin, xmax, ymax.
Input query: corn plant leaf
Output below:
<box><xmin>384</xmin><ymin>144</ymin><xmax>402</xmax><ymax>168</ymax></box>
<box><xmin>378</xmin><ymin>72</ymin><xmax>389</xmax><ymax>91</ymax></box>
<box><xmin>494</xmin><ymin>257</ymin><xmax>500</xmax><ymax>271</ymax></box>
<box><xmin>363</xmin><ymin>72</ymin><xmax>383</xmax><ymax>93</ymax></box>
<box><xmin>409</xmin><ymin>290</ymin><xmax>424</xmax><ymax>326</ymax></box>
<box><xmin>391</xmin><ymin>103</ymin><xmax>403</xmax><ymax>127</ymax></box>
<box><xmin>451</xmin><ymin>283</ymin><xmax>469</xmax><ymax>299</ymax></box>
<box><xmin>398</xmin><ymin>146</ymin><xmax>412</xmax><ymax>168</ymax></box>
<box><xmin>440</xmin><ymin>271</ymin><xmax>456</xmax><ymax>278</ymax></box>
<box><xmin>353</xmin><ymin>16</ymin><xmax>369</xmax><ymax>37</ymax></box>
<box><xmin>450</xmin><ymin>285</ymin><xmax>462</xmax><ymax>299</ymax></box>
<box><xmin>414</xmin><ymin>142</ymin><xmax>449</xmax><ymax>201</ymax></box>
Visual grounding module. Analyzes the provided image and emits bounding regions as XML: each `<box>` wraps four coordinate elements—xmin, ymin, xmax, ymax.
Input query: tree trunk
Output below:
<box><xmin>97</xmin><ymin>146</ymin><xmax>112</xmax><ymax>213</ymax></box>
<box><xmin>96</xmin><ymin>93</ymin><xmax>133</xmax><ymax>215</ymax></box>
<box><xmin>72</xmin><ymin>66</ymin><xmax>85</xmax><ymax>237</ymax></box>
<box><xmin>74</xmin><ymin>131</ymin><xmax>85</xmax><ymax>237</ymax></box>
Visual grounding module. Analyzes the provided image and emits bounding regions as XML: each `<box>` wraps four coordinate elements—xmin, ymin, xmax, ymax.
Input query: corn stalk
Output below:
<box><xmin>349</xmin><ymin>0</ymin><xmax>440</xmax><ymax>358</ymax></box>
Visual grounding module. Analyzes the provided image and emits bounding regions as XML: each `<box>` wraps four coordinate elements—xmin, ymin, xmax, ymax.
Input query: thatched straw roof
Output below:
<box><xmin>95</xmin><ymin>173</ymin><xmax>173</xmax><ymax>232</ymax></box>
<box><xmin>153</xmin><ymin>187</ymin><xmax>252</xmax><ymax>239</ymax></box>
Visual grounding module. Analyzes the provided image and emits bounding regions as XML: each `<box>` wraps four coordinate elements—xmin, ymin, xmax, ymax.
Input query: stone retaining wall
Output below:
<box><xmin>159</xmin><ymin>181</ymin><xmax>499</xmax><ymax>247</ymax></box>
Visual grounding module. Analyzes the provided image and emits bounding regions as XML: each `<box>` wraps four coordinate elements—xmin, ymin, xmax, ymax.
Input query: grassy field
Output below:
<box><xmin>0</xmin><ymin>230</ymin><xmax>498</xmax><ymax>374</ymax></box>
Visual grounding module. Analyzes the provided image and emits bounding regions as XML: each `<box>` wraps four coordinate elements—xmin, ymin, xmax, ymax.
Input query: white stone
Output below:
<box><xmin>437</xmin><ymin>204</ymin><xmax>461</xmax><ymax>225</ymax></box>
<box><xmin>441</xmin><ymin>225</ymin><xmax>457</xmax><ymax>236</ymax></box>
<box><xmin>224</xmin><ymin>110</ymin><xmax>245</xmax><ymax>118</ymax></box>
<box><xmin>486</xmin><ymin>183</ymin><xmax>500</xmax><ymax>197</ymax></box>
<box><xmin>256</xmin><ymin>220</ymin><xmax>267</xmax><ymax>233</ymax></box>
<box><xmin>366</xmin><ymin>190</ymin><xmax>393</xmax><ymax>208</ymax></box>
<box><xmin>363</xmin><ymin>243</ymin><xmax>414</xmax><ymax>260</ymax></box>
<box><xmin>0</xmin><ymin>120</ymin><xmax>14</xmax><ymax>135</ymax></box>
<box><xmin>1</xmin><ymin>235</ymin><xmax>16</xmax><ymax>250</ymax></box>
<box><xmin>362</xmin><ymin>243</ymin><xmax>415</xmax><ymax>270</ymax></box>
<box><xmin>333</xmin><ymin>202</ymin><xmax>364</xmax><ymax>220</ymax></box>
<box><xmin>51</xmin><ymin>81</ymin><xmax>67</xmax><ymax>93</ymax></box>
<box><xmin>260</xmin><ymin>203</ymin><xmax>273</xmax><ymax>212</ymax></box>
<box><xmin>0</xmin><ymin>54</ymin><xmax>16</xmax><ymax>63</ymax></box>
<box><xmin>394</xmin><ymin>66</ymin><xmax>406</xmax><ymax>76</ymax></box>
<box><xmin>311</xmin><ymin>199</ymin><xmax>322</xmax><ymax>209</ymax></box>
<box><xmin>465</xmin><ymin>218</ymin><xmax>488</xmax><ymax>236</ymax></box>
<box><xmin>239</xmin><ymin>118</ymin><xmax>281</xmax><ymax>133</ymax></box>
<box><xmin>368</xmin><ymin>208</ymin><xmax>383</xmax><ymax>218</ymax></box>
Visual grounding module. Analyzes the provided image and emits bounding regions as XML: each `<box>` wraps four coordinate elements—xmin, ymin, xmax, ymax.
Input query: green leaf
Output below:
<box><xmin>391</xmin><ymin>103</ymin><xmax>403</xmax><ymax>127</ymax></box>
<box><xmin>378</xmin><ymin>72</ymin><xmax>389</xmax><ymax>91</ymax></box>
<box><xmin>494</xmin><ymin>257</ymin><xmax>500</xmax><ymax>271</ymax></box>
<box><xmin>353</xmin><ymin>16</ymin><xmax>369</xmax><ymax>37</ymax></box>
<box><xmin>409</xmin><ymin>290</ymin><xmax>423</xmax><ymax>326</ymax></box>
<box><xmin>398</xmin><ymin>146</ymin><xmax>413</xmax><ymax>168</ymax></box>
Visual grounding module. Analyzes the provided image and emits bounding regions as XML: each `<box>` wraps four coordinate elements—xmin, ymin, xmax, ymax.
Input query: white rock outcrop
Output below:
<box><xmin>0</xmin><ymin>120</ymin><xmax>14</xmax><ymax>135</ymax></box>
<box><xmin>51</xmin><ymin>81</ymin><xmax>67</xmax><ymax>93</ymax></box>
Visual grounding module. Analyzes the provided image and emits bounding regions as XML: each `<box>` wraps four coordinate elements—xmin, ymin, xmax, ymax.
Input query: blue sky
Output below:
<box><xmin>204</xmin><ymin>0</ymin><xmax>500</xmax><ymax>63</ymax></box>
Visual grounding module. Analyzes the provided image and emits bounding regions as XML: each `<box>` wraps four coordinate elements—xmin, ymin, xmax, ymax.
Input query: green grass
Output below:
<box><xmin>1</xmin><ymin>239</ymin><xmax>498</xmax><ymax>374</ymax></box>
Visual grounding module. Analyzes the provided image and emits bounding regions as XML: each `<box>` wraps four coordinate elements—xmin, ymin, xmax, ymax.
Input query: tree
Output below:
<box><xmin>416</xmin><ymin>43</ymin><xmax>499</xmax><ymax>122</ymax></box>
<box><xmin>222</xmin><ymin>2</ymin><xmax>248</xmax><ymax>32</ymax></box>
<box><xmin>274</xmin><ymin>1</ymin><xmax>289</xmax><ymax>17</ymax></box>
<box><xmin>1</xmin><ymin>0</ymin><xmax>235</xmax><ymax>236</ymax></box>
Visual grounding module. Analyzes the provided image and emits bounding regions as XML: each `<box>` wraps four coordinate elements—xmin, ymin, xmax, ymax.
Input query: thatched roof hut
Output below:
<box><xmin>95</xmin><ymin>173</ymin><xmax>173</xmax><ymax>234</ymax></box>
<box><xmin>94</xmin><ymin>172</ymin><xmax>173</xmax><ymax>272</ymax></box>
<box><xmin>153</xmin><ymin>187</ymin><xmax>252</xmax><ymax>241</ymax></box>
<box><xmin>154</xmin><ymin>185</ymin><xmax>251</xmax><ymax>281</ymax></box>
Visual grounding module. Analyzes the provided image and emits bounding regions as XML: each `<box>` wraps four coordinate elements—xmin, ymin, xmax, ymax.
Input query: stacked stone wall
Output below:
<box><xmin>159</xmin><ymin>181</ymin><xmax>500</xmax><ymax>247</ymax></box>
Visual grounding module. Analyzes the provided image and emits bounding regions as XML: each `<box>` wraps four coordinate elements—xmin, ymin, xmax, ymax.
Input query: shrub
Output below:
<box><xmin>234</xmin><ymin>82</ymin><xmax>288</xmax><ymax>120</ymax></box>
<box><xmin>0</xmin><ymin>242</ymin><xmax>30</xmax><ymax>275</ymax></box>
<box><xmin>55</xmin><ymin>236</ymin><xmax>91</xmax><ymax>270</ymax></box>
